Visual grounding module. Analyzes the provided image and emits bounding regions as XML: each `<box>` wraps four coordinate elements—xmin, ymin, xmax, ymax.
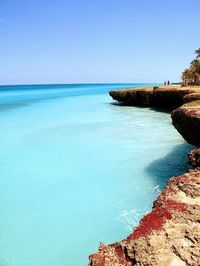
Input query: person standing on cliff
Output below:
<box><xmin>167</xmin><ymin>80</ymin><xmax>170</xmax><ymax>85</ymax></box>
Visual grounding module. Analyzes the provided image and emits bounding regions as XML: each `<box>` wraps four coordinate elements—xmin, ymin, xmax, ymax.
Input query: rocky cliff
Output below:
<box><xmin>89</xmin><ymin>85</ymin><xmax>200</xmax><ymax>266</ymax></box>
<box><xmin>172</xmin><ymin>101</ymin><xmax>200</xmax><ymax>147</ymax></box>
<box><xmin>109</xmin><ymin>86</ymin><xmax>195</xmax><ymax>109</ymax></box>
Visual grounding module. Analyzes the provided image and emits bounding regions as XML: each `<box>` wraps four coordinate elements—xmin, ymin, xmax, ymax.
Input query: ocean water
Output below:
<box><xmin>0</xmin><ymin>83</ymin><xmax>192</xmax><ymax>266</ymax></box>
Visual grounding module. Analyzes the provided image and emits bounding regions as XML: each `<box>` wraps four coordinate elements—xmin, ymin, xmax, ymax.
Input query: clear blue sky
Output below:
<box><xmin>0</xmin><ymin>0</ymin><xmax>200</xmax><ymax>85</ymax></box>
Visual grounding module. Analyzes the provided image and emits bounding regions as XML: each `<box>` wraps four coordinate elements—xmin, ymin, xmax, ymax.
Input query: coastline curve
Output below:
<box><xmin>89</xmin><ymin>85</ymin><xmax>200</xmax><ymax>266</ymax></box>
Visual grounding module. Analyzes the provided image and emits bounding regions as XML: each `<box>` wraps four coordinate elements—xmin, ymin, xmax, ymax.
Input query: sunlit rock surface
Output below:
<box><xmin>172</xmin><ymin>101</ymin><xmax>200</xmax><ymax>147</ymax></box>
<box><xmin>109</xmin><ymin>86</ymin><xmax>196</xmax><ymax>109</ymax></box>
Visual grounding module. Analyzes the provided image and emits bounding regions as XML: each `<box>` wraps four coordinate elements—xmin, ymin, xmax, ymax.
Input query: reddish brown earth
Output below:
<box><xmin>89</xmin><ymin>86</ymin><xmax>200</xmax><ymax>266</ymax></box>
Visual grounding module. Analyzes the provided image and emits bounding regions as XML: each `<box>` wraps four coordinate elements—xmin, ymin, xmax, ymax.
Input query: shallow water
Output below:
<box><xmin>0</xmin><ymin>84</ymin><xmax>192</xmax><ymax>266</ymax></box>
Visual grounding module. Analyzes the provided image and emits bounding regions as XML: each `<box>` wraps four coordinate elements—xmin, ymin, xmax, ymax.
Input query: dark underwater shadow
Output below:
<box><xmin>0</xmin><ymin>102</ymin><xmax>29</xmax><ymax>113</ymax></box>
<box><xmin>110</xmin><ymin>102</ymin><xmax>133</xmax><ymax>106</ymax></box>
<box><xmin>109</xmin><ymin>102</ymin><xmax>171</xmax><ymax>114</ymax></box>
<box><xmin>0</xmin><ymin>93</ymin><xmax>74</xmax><ymax>114</ymax></box>
<box><xmin>109</xmin><ymin>102</ymin><xmax>149</xmax><ymax>108</ymax></box>
<box><xmin>145</xmin><ymin>143</ymin><xmax>194</xmax><ymax>188</ymax></box>
<box><xmin>149</xmin><ymin>106</ymin><xmax>171</xmax><ymax>114</ymax></box>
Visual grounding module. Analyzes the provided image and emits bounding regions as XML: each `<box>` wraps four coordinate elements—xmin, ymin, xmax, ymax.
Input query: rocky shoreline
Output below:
<box><xmin>89</xmin><ymin>86</ymin><xmax>200</xmax><ymax>266</ymax></box>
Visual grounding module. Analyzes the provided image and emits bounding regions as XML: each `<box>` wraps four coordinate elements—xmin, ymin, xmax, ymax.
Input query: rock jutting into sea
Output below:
<box><xmin>89</xmin><ymin>85</ymin><xmax>200</xmax><ymax>266</ymax></box>
<box><xmin>109</xmin><ymin>86</ymin><xmax>195</xmax><ymax>109</ymax></box>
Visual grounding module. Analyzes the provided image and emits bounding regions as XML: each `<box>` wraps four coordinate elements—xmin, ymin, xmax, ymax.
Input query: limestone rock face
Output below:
<box><xmin>89</xmin><ymin>169</ymin><xmax>200</xmax><ymax>266</ymax></box>
<box><xmin>171</xmin><ymin>101</ymin><xmax>200</xmax><ymax>147</ymax></box>
<box><xmin>109</xmin><ymin>86</ymin><xmax>194</xmax><ymax>110</ymax></box>
<box><xmin>183</xmin><ymin>93</ymin><xmax>200</xmax><ymax>103</ymax></box>
<box><xmin>109</xmin><ymin>87</ymin><xmax>153</xmax><ymax>106</ymax></box>
<box><xmin>151</xmin><ymin>87</ymin><xmax>193</xmax><ymax>109</ymax></box>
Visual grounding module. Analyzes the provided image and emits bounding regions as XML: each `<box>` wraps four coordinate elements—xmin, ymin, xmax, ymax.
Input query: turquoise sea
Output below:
<box><xmin>0</xmin><ymin>83</ymin><xmax>192</xmax><ymax>266</ymax></box>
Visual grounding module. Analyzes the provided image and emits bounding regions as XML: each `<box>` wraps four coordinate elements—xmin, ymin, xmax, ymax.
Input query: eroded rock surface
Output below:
<box><xmin>109</xmin><ymin>87</ymin><xmax>154</xmax><ymax>106</ymax></box>
<box><xmin>171</xmin><ymin>101</ymin><xmax>200</xmax><ymax>147</ymax></box>
<box><xmin>109</xmin><ymin>86</ymin><xmax>195</xmax><ymax>110</ymax></box>
<box><xmin>188</xmin><ymin>148</ymin><xmax>200</xmax><ymax>168</ymax></box>
<box><xmin>89</xmin><ymin>169</ymin><xmax>200</xmax><ymax>266</ymax></box>
<box><xmin>183</xmin><ymin>93</ymin><xmax>200</xmax><ymax>103</ymax></box>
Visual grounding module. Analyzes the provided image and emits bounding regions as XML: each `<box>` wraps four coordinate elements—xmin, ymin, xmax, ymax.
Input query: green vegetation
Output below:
<box><xmin>181</xmin><ymin>48</ymin><xmax>200</xmax><ymax>85</ymax></box>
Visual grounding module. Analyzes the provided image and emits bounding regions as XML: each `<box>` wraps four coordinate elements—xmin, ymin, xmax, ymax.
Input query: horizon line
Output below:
<box><xmin>0</xmin><ymin>81</ymin><xmax>163</xmax><ymax>87</ymax></box>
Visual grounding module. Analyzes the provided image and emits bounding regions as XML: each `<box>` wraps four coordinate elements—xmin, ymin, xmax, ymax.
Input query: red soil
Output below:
<box><xmin>127</xmin><ymin>207</ymin><xmax>172</xmax><ymax>240</ymax></box>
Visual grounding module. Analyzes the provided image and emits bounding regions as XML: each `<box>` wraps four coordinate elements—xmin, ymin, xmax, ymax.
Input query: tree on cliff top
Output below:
<box><xmin>195</xmin><ymin>48</ymin><xmax>200</xmax><ymax>59</ymax></box>
<box><xmin>181</xmin><ymin>48</ymin><xmax>200</xmax><ymax>85</ymax></box>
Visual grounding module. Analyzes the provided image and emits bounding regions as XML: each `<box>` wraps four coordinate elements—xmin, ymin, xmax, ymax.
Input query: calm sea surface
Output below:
<box><xmin>0</xmin><ymin>83</ymin><xmax>192</xmax><ymax>266</ymax></box>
